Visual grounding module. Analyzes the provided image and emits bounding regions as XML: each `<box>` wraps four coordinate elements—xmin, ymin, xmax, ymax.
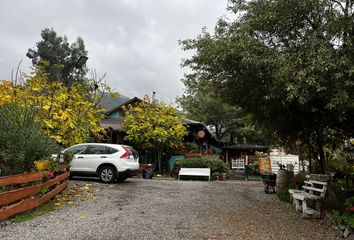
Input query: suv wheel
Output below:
<box><xmin>99</xmin><ymin>166</ymin><xmax>116</xmax><ymax>183</ymax></box>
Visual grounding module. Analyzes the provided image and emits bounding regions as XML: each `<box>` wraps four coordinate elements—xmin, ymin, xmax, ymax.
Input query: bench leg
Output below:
<box><xmin>314</xmin><ymin>201</ymin><xmax>321</xmax><ymax>218</ymax></box>
<box><xmin>302</xmin><ymin>200</ymin><xmax>309</xmax><ymax>218</ymax></box>
<box><xmin>294</xmin><ymin>199</ymin><xmax>302</xmax><ymax>212</ymax></box>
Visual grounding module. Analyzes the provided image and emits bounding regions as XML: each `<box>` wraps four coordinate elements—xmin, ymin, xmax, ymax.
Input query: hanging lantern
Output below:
<box><xmin>197</xmin><ymin>130</ymin><xmax>205</xmax><ymax>138</ymax></box>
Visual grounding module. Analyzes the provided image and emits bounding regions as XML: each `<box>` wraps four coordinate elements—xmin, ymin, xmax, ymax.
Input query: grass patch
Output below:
<box><xmin>12</xmin><ymin>202</ymin><xmax>59</xmax><ymax>223</ymax></box>
<box><xmin>10</xmin><ymin>183</ymin><xmax>101</xmax><ymax>223</ymax></box>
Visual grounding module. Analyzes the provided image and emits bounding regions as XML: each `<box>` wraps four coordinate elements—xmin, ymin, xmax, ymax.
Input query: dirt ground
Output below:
<box><xmin>0</xmin><ymin>178</ymin><xmax>339</xmax><ymax>240</ymax></box>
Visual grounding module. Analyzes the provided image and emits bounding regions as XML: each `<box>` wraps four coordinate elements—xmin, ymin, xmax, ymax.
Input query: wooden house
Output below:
<box><xmin>183</xmin><ymin>119</ymin><xmax>220</xmax><ymax>155</ymax></box>
<box><xmin>99</xmin><ymin>94</ymin><xmax>142</xmax><ymax>144</ymax></box>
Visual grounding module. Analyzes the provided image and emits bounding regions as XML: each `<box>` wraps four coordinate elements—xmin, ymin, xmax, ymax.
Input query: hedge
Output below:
<box><xmin>175</xmin><ymin>156</ymin><xmax>229</xmax><ymax>180</ymax></box>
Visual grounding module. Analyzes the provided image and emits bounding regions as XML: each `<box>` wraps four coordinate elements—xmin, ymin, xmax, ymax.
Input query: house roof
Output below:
<box><xmin>222</xmin><ymin>143</ymin><xmax>268</xmax><ymax>150</ymax></box>
<box><xmin>99</xmin><ymin>93</ymin><xmax>130</xmax><ymax>113</ymax></box>
<box><xmin>184</xmin><ymin>119</ymin><xmax>219</xmax><ymax>143</ymax></box>
<box><xmin>104</xmin><ymin>97</ymin><xmax>142</xmax><ymax>116</ymax></box>
<box><xmin>184</xmin><ymin>119</ymin><xmax>203</xmax><ymax>125</ymax></box>
<box><xmin>99</xmin><ymin>95</ymin><xmax>143</xmax><ymax>130</ymax></box>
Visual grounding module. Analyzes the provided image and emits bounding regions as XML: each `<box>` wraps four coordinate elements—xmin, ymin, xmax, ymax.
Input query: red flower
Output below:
<box><xmin>48</xmin><ymin>171</ymin><xmax>54</xmax><ymax>178</ymax></box>
<box><xmin>346</xmin><ymin>207</ymin><xmax>354</xmax><ymax>212</ymax></box>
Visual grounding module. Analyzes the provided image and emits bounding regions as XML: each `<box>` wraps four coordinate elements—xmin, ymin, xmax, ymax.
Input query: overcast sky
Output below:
<box><xmin>0</xmin><ymin>0</ymin><xmax>229</xmax><ymax>104</ymax></box>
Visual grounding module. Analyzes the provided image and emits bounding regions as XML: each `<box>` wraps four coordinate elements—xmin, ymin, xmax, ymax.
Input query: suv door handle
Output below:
<box><xmin>78</xmin><ymin>156</ymin><xmax>84</xmax><ymax>159</ymax></box>
<box><xmin>101</xmin><ymin>156</ymin><xmax>107</xmax><ymax>158</ymax></box>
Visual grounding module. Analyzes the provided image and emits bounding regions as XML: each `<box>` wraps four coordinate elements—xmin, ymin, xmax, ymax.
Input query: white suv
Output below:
<box><xmin>61</xmin><ymin>143</ymin><xmax>139</xmax><ymax>183</ymax></box>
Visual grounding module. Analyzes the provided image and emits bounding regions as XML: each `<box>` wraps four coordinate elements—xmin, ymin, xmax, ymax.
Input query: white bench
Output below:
<box><xmin>289</xmin><ymin>179</ymin><xmax>327</xmax><ymax>218</ymax></box>
<box><xmin>178</xmin><ymin>168</ymin><xmax>211</xmax><ymax>181</ymax></box>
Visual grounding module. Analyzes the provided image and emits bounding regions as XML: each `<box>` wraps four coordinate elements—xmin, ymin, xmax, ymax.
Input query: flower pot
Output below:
<box><xmin>219</xmin><ymin>173</ymin><xmax>228</xmax><ymax>181</ymax></box>
<box><xmin>34</xmin><ymin>160</ymin><xmax>50</xmax><ymax>171</ymax></box>
<box><xmin>60</xmin><ymin>163</ymin><xmax>71</xmax><ymax>171</ymax></box>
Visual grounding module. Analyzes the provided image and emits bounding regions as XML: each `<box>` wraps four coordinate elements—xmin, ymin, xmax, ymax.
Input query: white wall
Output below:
<box><xmin>270</xmin><ymin>149</ymin><xmax>301</xmax><ymax>174</ymax></box>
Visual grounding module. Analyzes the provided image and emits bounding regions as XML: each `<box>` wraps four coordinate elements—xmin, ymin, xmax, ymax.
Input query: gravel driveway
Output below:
<box><xmin>0</xmin><ymin>178</ymin><xmax>338</xmax><ymax>240</ymax></box>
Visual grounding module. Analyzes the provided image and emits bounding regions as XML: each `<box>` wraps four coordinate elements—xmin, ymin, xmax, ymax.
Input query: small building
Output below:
<box><xmin>269</xmin><ymin>149</ymin><xmax>302</xmax><ymax>174</ymax></box>
<box><xmin>222</xmin><ymin>143</ymin><xmax>269</xmax><ymax>169</ymax></box>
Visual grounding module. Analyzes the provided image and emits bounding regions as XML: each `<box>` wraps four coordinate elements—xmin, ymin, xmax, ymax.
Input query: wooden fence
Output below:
<box><xmin>0</xmin><ymin>171</ymin><xmax>69</xmax><ymax>220</ymax></box>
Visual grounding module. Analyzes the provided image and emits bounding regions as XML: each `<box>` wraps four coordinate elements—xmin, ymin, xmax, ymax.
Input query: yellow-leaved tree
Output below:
<box><xmin>0</xmin><ymin>67</ymin><xmax>109</xmax><ymax>146</ymax></box>
<box><xmin>123</xmin><ymin>96</ymin><xmax>186</xmax><ymax>172</ymax></box>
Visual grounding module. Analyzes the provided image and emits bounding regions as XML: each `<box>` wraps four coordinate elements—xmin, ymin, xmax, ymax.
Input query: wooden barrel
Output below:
<box><xmin>276</xmin><ymin>170</ymin><xmax>294</xmax><ymax>191</ymax></box>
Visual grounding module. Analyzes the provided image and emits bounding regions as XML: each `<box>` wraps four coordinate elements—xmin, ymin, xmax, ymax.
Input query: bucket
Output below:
<box><xmin>287</xmin><ymin>164</ymin><xmax>294</xmax><ymax>172</ymax></box>
<box><xmin>276</xmin><ymin>169</ymin><xmax>294</xmax><ymax>191</ymax></box>
<box><xmin>143</xmin><ymin>167</ymin><xmax>154</xmax><ymax>179</ymax></box>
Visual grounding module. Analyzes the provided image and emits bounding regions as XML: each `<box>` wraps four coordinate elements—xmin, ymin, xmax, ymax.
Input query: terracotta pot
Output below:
<box><xmin>60</xmin><ymin>163</ymin><xmax>71</xmax><ymax>171</ymax></box>
<box><xmin>219</xmin><ymin>172</ymin><xmax>228</xmax><ymax>181</ymax></box>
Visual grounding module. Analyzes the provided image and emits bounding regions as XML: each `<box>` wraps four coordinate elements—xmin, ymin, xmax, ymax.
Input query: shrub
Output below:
<box><xmin>175</xmin><ymin>155</ymin><xmax>229</xmax><ymax>179</ymax></box>
<box><xmin>184</xmin><ymin>142</ymin><xmax>199</xmax><ymax>153</ymax></box>
<box><xmin>245</xmin><ymin>163</ymin><xmax>261</xmax><ymax>176</ymax></box>
<box><xmin>277</xmin><ymin>182</ymin><xmax>296</xmax><ymax>203</ymax></box>
<box><xmin>333</xmin><ymin>196</ymin><xmax>354</xmax><ymax>229</ymax></box>
<box><xmin>0</xmin><ymin>103</ymin><xmax>60</xmax><ymax>176</ymax></box>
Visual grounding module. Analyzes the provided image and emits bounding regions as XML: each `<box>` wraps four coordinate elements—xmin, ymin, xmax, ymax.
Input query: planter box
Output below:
<box><xmin>184</xmin><ymin>153</ymin><xmax>202</xmax><ymax>158</ymax></box>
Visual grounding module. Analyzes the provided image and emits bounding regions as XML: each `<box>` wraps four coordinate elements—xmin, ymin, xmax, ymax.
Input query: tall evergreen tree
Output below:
<box><xmin>27</xmin><ymin>28</ymin><xmax>88</xmax><ymax>85</ymax></box>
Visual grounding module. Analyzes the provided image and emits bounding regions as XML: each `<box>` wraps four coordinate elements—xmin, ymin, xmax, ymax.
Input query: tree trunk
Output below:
<box><xmin>309</xmin><ymin>157</ymin><xmax>312</xmax><ymax>174</ymax></box>
<box><xmin>318</xmin><ymin>145</ymin><xmax>326</xmax><ymax>174</ymax></box>
<box><xmin>157</xmin><ymin>147</ymin><xmax>162</xmax><ymax>173</ymax></box>
<box><xmin>153</xmin><ymin>149</ymin><xmax>158</xmax><ymax>171</ymax></box>
<box><xmin>316</xmin><ymin>131</ymin><xmax>326</xmax><ymax>174</ymax></box>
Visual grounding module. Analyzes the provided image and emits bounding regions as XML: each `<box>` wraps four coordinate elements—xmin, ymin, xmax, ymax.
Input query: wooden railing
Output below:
<box><xmin>0</xmin><ymin>171</ymin><xmax>69</xmax><ymax>220</ymax></box>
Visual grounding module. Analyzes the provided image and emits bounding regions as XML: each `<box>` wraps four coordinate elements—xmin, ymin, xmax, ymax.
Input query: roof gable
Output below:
<box><xmin>105</xmin><ymin>97</ymin><xmax>142</xmax><ymax>116</ymax></box>
<box><xmin>99</xmin><ymin>93</ymin><xmax>130</xmax><ymax>113</ymax></box>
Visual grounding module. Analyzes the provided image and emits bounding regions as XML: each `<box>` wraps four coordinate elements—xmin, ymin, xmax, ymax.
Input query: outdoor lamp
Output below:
<box><xmin>75</xmin><ymin>56</ymin><xmax>88</xmax><ymax>68</ymax></box>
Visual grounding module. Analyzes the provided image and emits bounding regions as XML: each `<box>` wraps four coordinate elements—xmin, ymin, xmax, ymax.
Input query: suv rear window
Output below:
<box><xmin>105</xmin><ymin>147</ymin><xmax>118</xmax><ymax>154</ymax></box>
<box><xmin>127</xmin><ymin>147</ymin><xmax>139</xmax><ymax>159</ymax></box>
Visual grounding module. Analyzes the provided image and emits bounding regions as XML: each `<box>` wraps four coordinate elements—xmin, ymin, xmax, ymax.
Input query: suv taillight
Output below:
<box><xmin>121</xmin><ymin>146</ymin><xmax>130</xmax><ymax>159</ymax></box>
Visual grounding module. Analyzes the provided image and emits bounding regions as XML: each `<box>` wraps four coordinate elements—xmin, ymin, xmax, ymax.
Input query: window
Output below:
<box><xmin>66</xmin><ymin>145</ymin><xmax>88</xmax><ymax>154</ymax></box>
<box><xmin>127</xmin><ymin>147</ymin><xmax>139</xmax><ymax>159</ymax></box>
<box><xmin>85</xmin><ymin>145</ymin><xmax>107</xmax><ymax>154</ymax></box>
<box><xmin>105</xmin><ymin>147</ymin><xmax>118</xmax><ymax>154</ymax></box>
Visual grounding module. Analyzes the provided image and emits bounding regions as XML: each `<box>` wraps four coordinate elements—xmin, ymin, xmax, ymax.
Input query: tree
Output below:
<box><xmin>123</xmin><ymin>96</ymin><xmax>186</xmax><ymax>172</ymax></box>
<box><xmin>0</xmin><ymin>66</ymin><xmax>107</xmax><ymax>146</ymax></box>
<box><xmin>180</xmin><ymin>0</ymin><xmax>354</xmax><ymax>173</ymax></box>
<box><xmin>26</xmin><ymin>28</ymin><xmax>88</xmax><ymax>85</ymax></box>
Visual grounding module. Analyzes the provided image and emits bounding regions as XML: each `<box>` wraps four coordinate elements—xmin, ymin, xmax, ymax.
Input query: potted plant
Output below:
<box><xmin>34</xmin><ymin>160</ymin><xmax>50</xmax><ymax>171</ymax></box>
<box><xmin>61</xmin><ymin>151</ymin><xmax>74</xmax><ymax>170</ymax></box>
<box><xmin>184</xmin><ymin>142</ymin><xmax>201</xmax><ymax>158</ymax></box>
<box><xmin>217</xmin><ymin>161</ymin><xmax>229</xmax><ymax>181</ymax></box>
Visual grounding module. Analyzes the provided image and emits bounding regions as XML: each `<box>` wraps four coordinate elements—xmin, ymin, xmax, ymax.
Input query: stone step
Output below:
<box><xmin>227</xmin><ymin>170</ymin><xmax>246</xmax><ymax>180</ymax></box>
<box><xmin>228</xmin><ymin>174</ymin><xmax>246</xmax><ymax>180</ymax></box>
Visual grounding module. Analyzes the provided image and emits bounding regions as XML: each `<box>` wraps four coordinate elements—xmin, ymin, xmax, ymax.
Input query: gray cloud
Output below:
<box><xmin>0</xmin><ymin>0</ymin><xmax>228</xmax><ymax>103</ymax></box>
